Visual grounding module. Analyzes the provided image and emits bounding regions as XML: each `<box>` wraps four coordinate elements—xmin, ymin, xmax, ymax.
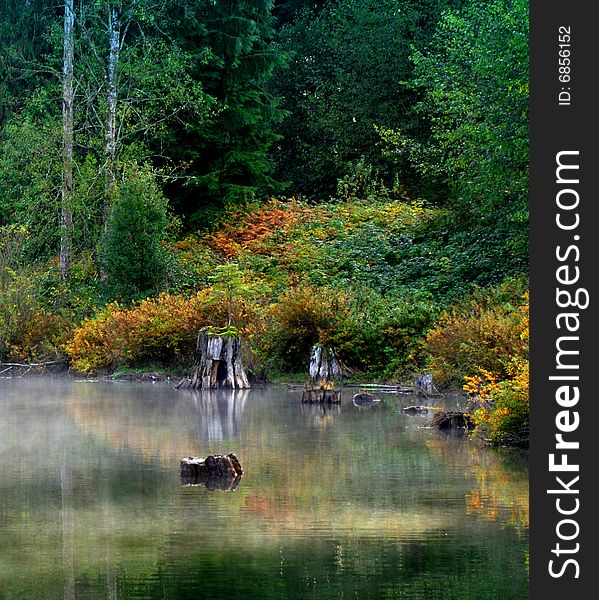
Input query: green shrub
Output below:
<box><xmin>101</xmin><ymin>166</ymin><xmax>170</xmax><ymax>301</ymax></box>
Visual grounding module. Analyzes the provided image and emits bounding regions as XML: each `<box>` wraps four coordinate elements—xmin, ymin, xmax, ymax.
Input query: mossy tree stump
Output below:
<box><xmin>190</xmin><ymin>328</ymin><xmax>250</xmax><ymax>390</ymax></box>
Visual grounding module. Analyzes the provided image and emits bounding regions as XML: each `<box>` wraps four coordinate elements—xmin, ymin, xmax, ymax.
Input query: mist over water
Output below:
<box><xmin>0</xmin><ymin>378</ymin><xmax>528</xmax><ymax>599</ymax></box>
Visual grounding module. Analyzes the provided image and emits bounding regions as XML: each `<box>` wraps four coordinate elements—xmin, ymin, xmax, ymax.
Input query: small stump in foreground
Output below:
<box><xmin>180</xmin><ymin>453</ymin><xmax>243</xmax><ymax>491</ymax></box>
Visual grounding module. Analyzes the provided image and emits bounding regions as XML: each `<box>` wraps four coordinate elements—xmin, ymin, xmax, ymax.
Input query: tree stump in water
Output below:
<box><xmin>432</xmin><ymin>411</ymin><xmax>474</xmax><ymax>431</ymax></box>
<box><xmin>180</xmin><ymin>453</ymin><xmax>243</xmax><ymax>491</ymax></box>
<box><xmin>189</xmin><ymin>329</ymin><xmax>250</xmax><ymax>390</ymax></box>
<box><xmin>415</xmin><ymin>374</ymin><xmax>438</xmax><ymax>396</ymax></box>
<box><xmin>301</xmin><ymin>386</ymin><xmax>341</xmax><ymax>404</ymax></box>
<box><xmin>309</xmin><ymin>345</ymin><xmax>350</xmax><ymax>385</ymax></box>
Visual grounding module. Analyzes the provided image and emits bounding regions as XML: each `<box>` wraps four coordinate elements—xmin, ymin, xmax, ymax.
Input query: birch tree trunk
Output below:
<box><xmin>60</xmin><ymin>0</ymin><xmax>75</xmax><ymax>282</ymax></box>
<box><xmin>104</xmin><ymin>4</ymin><xmax>121</xmax><ymax>230</ymax></box>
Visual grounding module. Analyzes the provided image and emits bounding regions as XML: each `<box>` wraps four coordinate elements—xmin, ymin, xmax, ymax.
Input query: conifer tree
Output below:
<box><xmin>164</xmin><ymin>0</ymin><xmax>287</xmax><ymax>225</ymax></box>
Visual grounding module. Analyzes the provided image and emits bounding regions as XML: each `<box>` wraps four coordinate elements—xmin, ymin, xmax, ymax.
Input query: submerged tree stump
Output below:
<box><xmin>309</xmin><ymin>346</ymin><xmax>351</xmax><ymax>385</ymax></box>
<box><xmin>180</xmin><ymin>453</ymin><xmax>243</xmax><ymax>491</ymax></box>
<box><xmin>301</xmin><ymin>386</ymin><xmax>341</xmax><ymax>404</ymax></box>
<box><xmin>188</xmin><ymin>329</ymin><xmax>250</xmax><ymax>390</ymax></box>
<box><xmin>432</xmin><ymin>411</ymin><xmax>474</xmax><ymax>431</ymax></box>
<box><xmin>352</xmin><ymin>392</ymin><xmax>381</xmax><ymax>407</ymax></box>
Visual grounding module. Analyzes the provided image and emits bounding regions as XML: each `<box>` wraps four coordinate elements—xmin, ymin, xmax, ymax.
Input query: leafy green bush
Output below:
<box><xmin>260</xmin><ymin>284</ymin><xmax>437</xmax><ymax>379</ymax></box>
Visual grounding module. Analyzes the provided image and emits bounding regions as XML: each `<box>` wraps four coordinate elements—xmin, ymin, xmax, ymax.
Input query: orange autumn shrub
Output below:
<box><xmin>5</xmin><ymin>309</ymin><xmax>72</xmax><ymax>362</ymax></box>
<box><xmin>207</xmin><ymin>198</ymin><xmax>324</xmax><ymax>259</ymax></box>
<box><xmin>66</xmin><ymin>290</ymin><xmax>223</xmax><ymax>373</ymax></box>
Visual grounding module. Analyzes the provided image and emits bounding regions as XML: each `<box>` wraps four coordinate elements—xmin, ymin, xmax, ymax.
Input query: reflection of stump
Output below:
<box><xmin>309</xmin><ymin>346</ymin><xmax>350</xmax><ymax>385</ymax></box>
<box><xmin>432</xmin><ymin>411</ymin><xmax>474</xmax><ymax>431</ymax></box>
<box><xmin>189</xmin><ymin>329</ymin><xmax>250</xmax><ymax>390</ymax></box>
<box><xmin>180</xmin><ymin>453</ymin><xmax>243</xmax><ymax>491</ymax></box>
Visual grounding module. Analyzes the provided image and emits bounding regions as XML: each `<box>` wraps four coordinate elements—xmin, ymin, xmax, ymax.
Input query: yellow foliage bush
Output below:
<box><xmin>466</xmin><ymin>357</ymin><xmax>529</xmax><ymax>445</ymax></box>
<box><xmin>427</xmin><ymin>280</ymin><xmax>529</xmax><ymax>445</ymax></box>
<box><xmin>66</xmin><ymin>291</ymin><xmax>223</xmax><ymax>374</ymax></box>
<box><xmin>4</xmin><ymin>309</ymin><xmax>71</xmax><ymax>362</ymax></box>
<box><xmin>426</xmin><ymin>285</ymin><xmax>528</xmax><ymax>385</ymax></box>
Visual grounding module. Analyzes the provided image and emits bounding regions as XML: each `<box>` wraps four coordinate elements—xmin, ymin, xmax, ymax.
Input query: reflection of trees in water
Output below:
<box><xmin>299</xmin><ymin>400</ymin><xmax>341</xmax><ymax>429</ymax></box>
<box><xmin>425</xmin><ymin>436</ymin><xmax>529</xmax><ymax>529</ymax></box>
<box><xmin>189</xmin><ymin>389</ymin><xmax>249</xmax><ymax>443</ymax></box>
<box><xmin>66</xmin><ymin>385</ymin><xmax>249</xmax><ymax>461</ymax></box>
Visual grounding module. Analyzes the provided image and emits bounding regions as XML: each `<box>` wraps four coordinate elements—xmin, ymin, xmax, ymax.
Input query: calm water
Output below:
<box><xmin>0</xmin><ymin>378</ymin><xmax>528</xmax><ymax>599</ymax></box>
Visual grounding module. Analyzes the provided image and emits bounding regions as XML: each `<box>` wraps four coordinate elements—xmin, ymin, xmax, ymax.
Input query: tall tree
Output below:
<box><xmin>162</xmin><ymin>0</ymin><xmax>287</xmax><ymax>226</ymax></box>
<box><xmin>60</xmin><ymin>0</ymin><xmax>75</xmax><ymax>281</ymax></box>
<box><xmin>404</xmin><ymin>0</ymin><xmax>529</xmax><ymax>284</ymax></box>
<box><xmin>104</xmin><ymin>2</ymin><xmax>121</xmax><ymax>224</ymax></box>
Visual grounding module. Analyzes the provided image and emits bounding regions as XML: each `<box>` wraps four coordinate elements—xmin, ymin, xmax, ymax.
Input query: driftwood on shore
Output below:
<box><xmin>177</xmin><ymin>329</ymin><xmax>250</xmax><ymax>391</ymax></box>
<box><xmin>180</xmin><ymin>453</ymin><xmax>243</xmax><ymax>491</ymax></box>
<box><xmin>0</xmin><ymin>360</ymin><xmax>68</xmax><ymax>377</ymax></box>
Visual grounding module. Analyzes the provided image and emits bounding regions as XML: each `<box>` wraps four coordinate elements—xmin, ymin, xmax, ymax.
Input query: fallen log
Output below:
<box><xmin>401</xmin><ymin>405</ymin><xmax>443</xmax><ymax>415</ymax></box>
<box><xmin>431</xmin><ymin>411</ymin><xmax>474</xmax><ymax>431</ymax></box>
<box><xmin>0</xmin><ymin>360</ymin><xmax>68</xmax><ymax>377</ymax></box>
<box><xmin>345</xmin><ymin>384</ymin><xmax>414</xmax><ymax>393</ymax></box>
<box><xmin>180</xmin><ymin>453</ymin><xmax>243</xmax><ymax>491</ymax></box>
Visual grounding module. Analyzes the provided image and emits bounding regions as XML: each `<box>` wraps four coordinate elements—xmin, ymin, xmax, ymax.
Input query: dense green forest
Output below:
<box><xmin>0</xmin><ymin>0</ymin><xmax>528</xmax><ymax>444</ymax></box>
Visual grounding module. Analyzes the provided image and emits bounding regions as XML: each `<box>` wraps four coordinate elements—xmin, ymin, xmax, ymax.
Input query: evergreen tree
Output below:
<box><xmin>101</xmin><ymin>165</ymin><xmax>169</xmax><ymax>301</ymax></box>
<box><xmin>162</xmin><ymin>0</ymin><xmax>287</xmax><ymax>226</ymax></box>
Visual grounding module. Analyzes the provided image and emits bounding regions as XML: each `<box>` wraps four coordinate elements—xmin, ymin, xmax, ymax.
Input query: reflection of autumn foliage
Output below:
<box><xmin>426</xmin><ymin>437</ymin><xmax>528</xmax><ymax>530</ymax></box>
<box><xmin>68</xmin><ymin>398</ymin><xmax>201</xmax><ymax>463</ymax></box>
<box><xmin>465</xmin><ymin>466</ymin><xmax>529</xmax><ymax>529</ymax></box>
